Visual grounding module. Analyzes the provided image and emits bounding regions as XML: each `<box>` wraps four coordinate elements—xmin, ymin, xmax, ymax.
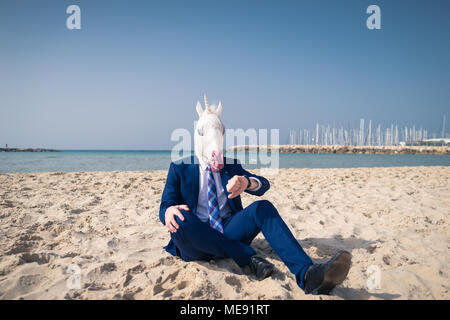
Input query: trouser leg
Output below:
<box><xmin>171</xmin><ymin>210</ymin><xmax>256</xmax><ymax>268</ymax></box>
<box><xmin>223</xmin><ymin>200</ymin><xmax>313</xmax><ymax>289</ymax></box>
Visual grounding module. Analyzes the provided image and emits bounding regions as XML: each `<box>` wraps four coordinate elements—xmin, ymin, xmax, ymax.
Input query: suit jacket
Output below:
<box><xmin>159</xmin><ymin>156</ymin><xmax>270</xmax><ymax>256</ymax></box>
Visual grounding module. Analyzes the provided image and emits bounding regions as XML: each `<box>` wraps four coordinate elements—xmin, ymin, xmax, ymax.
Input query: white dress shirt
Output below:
<box><xmin>196</xmin><ymin>158</ymin><xmax>261</xmax><ymax>223</ymax></box>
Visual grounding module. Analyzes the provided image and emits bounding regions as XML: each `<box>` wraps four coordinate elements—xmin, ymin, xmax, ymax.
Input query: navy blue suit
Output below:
<box><xmin>159</xmin><ymin>156</ymin><xmax>313</xmax><ymax>289</ymax></box>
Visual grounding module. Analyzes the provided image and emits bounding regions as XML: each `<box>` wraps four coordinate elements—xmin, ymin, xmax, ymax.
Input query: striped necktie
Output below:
<box><xmin>206</xmin><ymin>166</ymin><xmax>224</xmax><ymax>233</ymax></box>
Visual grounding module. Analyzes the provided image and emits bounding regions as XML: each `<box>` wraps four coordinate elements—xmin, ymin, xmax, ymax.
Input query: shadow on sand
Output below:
<box><xmin>250</xmin><ymin>236</ymin><xmax>400</xmax><ymax>300</ymax></box>
<box><xmin>252</xmin><ymin>235</ymin><xmax>379</xmax><ymax>262</ymax></box>
<box><xmin>192</xmin><ymin>235</ymin><xmax>400</xmax><ymax>299</ymax></box>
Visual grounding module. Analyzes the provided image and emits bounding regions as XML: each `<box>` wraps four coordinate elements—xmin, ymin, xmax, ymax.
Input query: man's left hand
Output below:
<box><xmin>226</xmin><ymin>175</ymin><xmax>250</xmax><ymax>199</ymax></box>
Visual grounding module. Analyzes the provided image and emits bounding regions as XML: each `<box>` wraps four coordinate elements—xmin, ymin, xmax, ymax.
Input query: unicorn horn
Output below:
<box><xmin>204</xmin><ymin>94</ymin><xmax>211</xmax><ymax>112</ymax></box>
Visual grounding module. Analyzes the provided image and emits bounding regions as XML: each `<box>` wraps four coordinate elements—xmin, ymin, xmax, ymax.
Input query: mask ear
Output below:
<box><xmin>216</xmin><ymin>101</ymin><xmax>222</xmax><ymax>117</ymax></box>
<box><xmin>196</xmin><ymin>101</ymin><xmax>203</xmax><ymax>117</ymax></box>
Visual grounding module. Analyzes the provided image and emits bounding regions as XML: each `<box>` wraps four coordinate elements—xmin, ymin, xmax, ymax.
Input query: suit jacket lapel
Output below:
<box><xmin>192</xmin><ymin>163</ymin><xmax>200</xmax><ymax>213</ymax></box>
<box><xmin>219</xmin><ymin>168</ymin><xmax>229</xmax><ymax>194</ymax></box>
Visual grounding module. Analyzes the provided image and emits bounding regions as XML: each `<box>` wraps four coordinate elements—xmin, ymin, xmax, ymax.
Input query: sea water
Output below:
<box><xmin>1</xmin><ymin>150</ymin><xmax>449</xmax><ymax>173</ymax></box>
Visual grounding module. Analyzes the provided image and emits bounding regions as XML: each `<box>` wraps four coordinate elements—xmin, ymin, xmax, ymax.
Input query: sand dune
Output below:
<box><xmin>0</xmin><ymin>167</ymin><xmax>449</xmax><ymax>300</ymax></box>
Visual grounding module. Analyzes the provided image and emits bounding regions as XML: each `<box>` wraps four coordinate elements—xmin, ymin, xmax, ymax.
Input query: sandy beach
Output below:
<box><xmin>0</xmin><ymin>166</ymin><xmax>449</xmax><ymax>300</ymax></box>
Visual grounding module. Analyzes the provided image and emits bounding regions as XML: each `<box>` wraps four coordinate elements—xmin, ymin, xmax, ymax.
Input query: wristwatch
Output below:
<box><xmin>243</xmin><ymin>175</ymin><xmax>251</xmax><ymax>190</ymax></box>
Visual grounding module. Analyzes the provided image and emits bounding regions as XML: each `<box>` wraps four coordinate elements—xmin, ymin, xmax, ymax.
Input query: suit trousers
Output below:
<box><xmin>171</xmin><ymin>200</ymin><xmax>313</xmax><ymax>289</ymax></box>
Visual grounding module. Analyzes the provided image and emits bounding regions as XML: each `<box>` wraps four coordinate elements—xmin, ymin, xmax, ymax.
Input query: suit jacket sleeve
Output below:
<box><xmin>159</xmin><ymin>162</ymin><xmax>181</xmax><ymax>225</ymax></box>
<box><xmin>235</xmin><ymin>163</ymin><xmax>270</xmax><ymax>196</ymax></box>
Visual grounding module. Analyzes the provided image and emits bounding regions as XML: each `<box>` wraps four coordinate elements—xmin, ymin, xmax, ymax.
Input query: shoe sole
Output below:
<box><xmin>258</xmin><ymin>264</ymin><xmax>274</xmax><ymax>281</ymax></box>
<box><xmin>316</xmin><ymin>250</ymin><xmax>352</xmax><ymax>295</ymax></box>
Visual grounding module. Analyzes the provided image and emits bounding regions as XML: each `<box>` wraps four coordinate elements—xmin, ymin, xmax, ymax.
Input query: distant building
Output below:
<box><xmin>406</xmin><ymin>139</ymin><xmax>450</xmax><ymax>146</ymax></box>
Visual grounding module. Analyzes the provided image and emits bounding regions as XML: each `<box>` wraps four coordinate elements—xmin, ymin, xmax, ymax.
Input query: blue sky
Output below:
<box><xmin>1</xmin><ymin>0</ymin><xmax>449</xmax><ymax>149</ymax></box>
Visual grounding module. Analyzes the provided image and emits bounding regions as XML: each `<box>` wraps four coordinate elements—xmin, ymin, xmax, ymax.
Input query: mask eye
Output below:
<box><xmin>197</xmin><ymin>128</ymin><xmax>204</xmax><ymax>136</ymax></box>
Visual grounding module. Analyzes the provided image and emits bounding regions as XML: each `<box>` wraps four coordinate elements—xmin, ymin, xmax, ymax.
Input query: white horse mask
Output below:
<box><xmin>194</xmin><ymin>94</ymin><xmax>225</xmax><ymax>172</ymax></box>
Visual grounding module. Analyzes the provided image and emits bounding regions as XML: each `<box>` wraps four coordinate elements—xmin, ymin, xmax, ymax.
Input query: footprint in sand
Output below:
<box><xmin>18</xmin><ymin>252</ymin><xmax>51</xmax><ymax>265</ymax></box>
<box><xmin>100</xmin><ymin>262</ymin><xmax>117</xmax><ymax>273</ymax></box>
<box><xmin>225</xmin><ymin>275</ymin><xmax>242</xmax><ymax>293</ymax></box>
<box><xmin>17</xmin><ymin>274</ymin><xmax>49</xmax><ymax>294</ymax></box>
<box><xmin>153</xmin><ymin>270</ymin><xmax>180</xmax><ymax>296</ymax></box>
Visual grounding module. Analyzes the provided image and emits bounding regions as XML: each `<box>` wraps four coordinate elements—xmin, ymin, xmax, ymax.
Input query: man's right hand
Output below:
<box><xmin>165</xmin><ymin>204</ymin><xmax>189</xmax><ymax>233</ymax></box>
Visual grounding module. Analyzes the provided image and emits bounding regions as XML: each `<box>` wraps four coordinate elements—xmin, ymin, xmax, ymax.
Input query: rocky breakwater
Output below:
<box><xmin>228</xmin><ymin>145</ymin><xmax>450</xmax><ymax>155</ymax></box>
<box><xmin>0</xmin><ymin>148</ymin><xmax>60</xmax><ymax>152</ymax></box>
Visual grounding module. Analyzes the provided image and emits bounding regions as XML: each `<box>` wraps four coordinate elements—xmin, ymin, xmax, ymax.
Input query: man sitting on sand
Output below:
<box><xmin>159</xmin><ymin>96</ymin><xmax>351</xmax><ymax>294</ymax></box>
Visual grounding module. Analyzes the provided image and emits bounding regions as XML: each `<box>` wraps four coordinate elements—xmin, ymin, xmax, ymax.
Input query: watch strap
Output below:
<box><xmin>243</xmin><ymin>175</ymin><xmax>251</xmax><ymax>190</ymax></box>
